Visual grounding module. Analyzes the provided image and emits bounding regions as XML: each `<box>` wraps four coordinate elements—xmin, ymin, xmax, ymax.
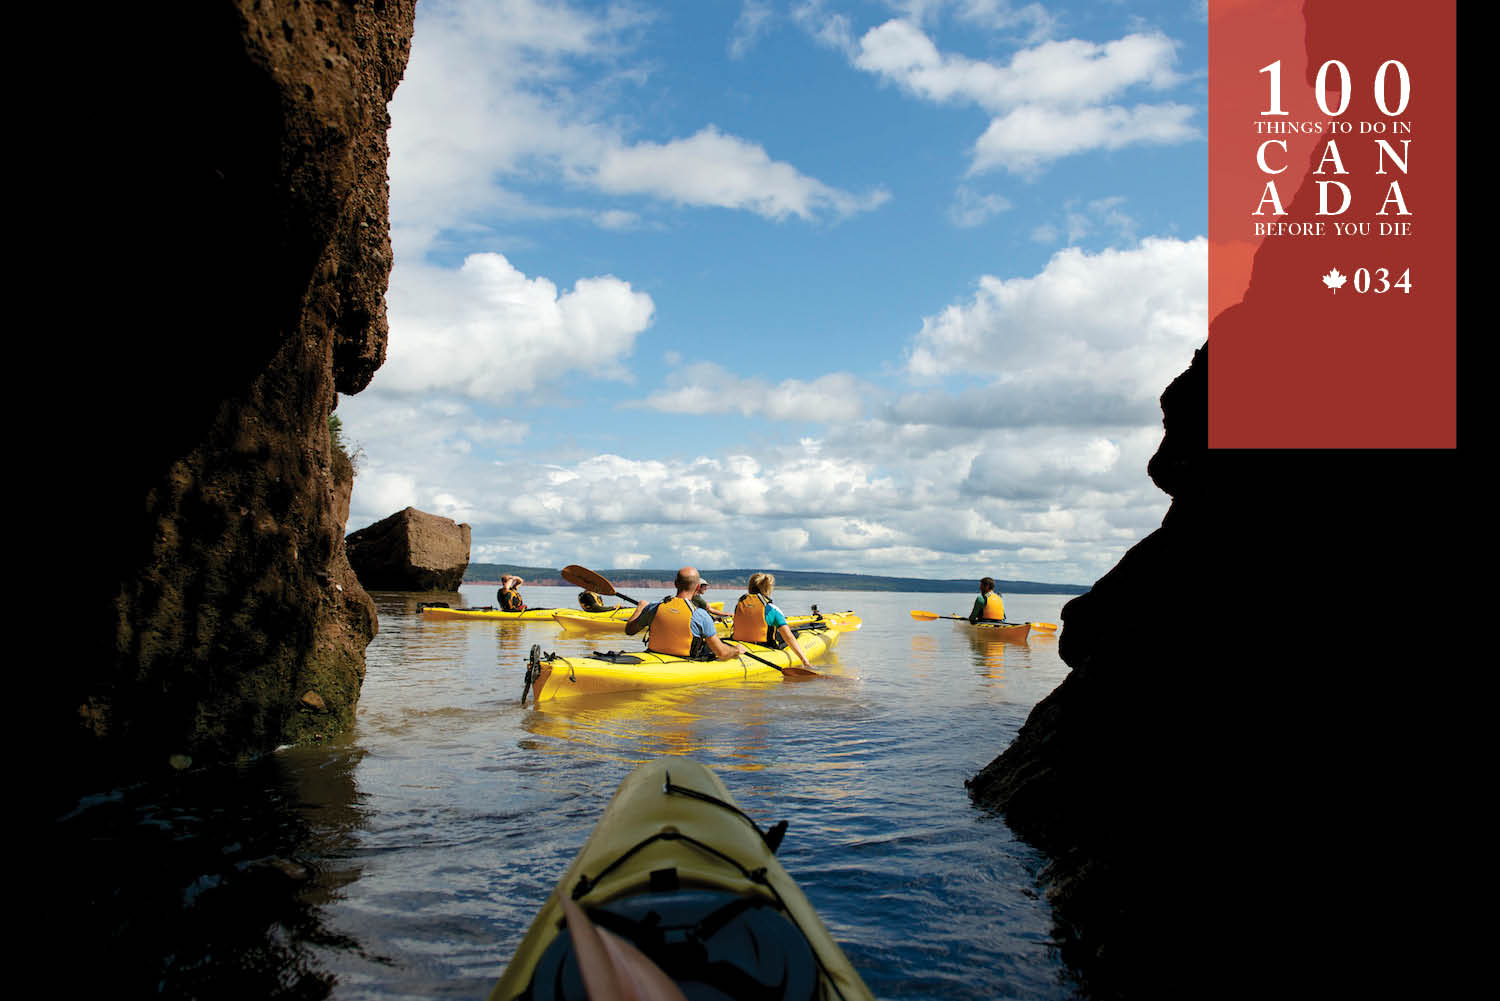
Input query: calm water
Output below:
<box><xmin>59</xmin><ymin>585</ymin><xmax>1081</xmax><ymax>1000</ymax></box>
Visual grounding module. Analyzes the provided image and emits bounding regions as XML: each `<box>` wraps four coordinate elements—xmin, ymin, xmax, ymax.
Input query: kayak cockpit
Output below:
<box><xmin>523</xmin><ymin>886</ymin><xmax>820</xmax><ymax>1001</ymax></box>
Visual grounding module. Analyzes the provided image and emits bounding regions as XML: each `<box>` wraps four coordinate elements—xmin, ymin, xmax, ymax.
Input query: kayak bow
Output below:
<box><xmin>489</xmin><ymin>757</ymin><xmax>875</xmax><ymax>1001</ymax></box>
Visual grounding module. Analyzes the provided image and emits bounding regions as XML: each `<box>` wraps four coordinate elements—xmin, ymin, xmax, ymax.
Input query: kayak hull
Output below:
<box><xmin>418</xmin><ymin>603</ymin><xmax>571</xmax><ymax>622</ymax></box>
<box><xmin>488</xmin><ymin>757</ymin><xmax>874</xmax><ymax>1001</ymax></box>
<box><xmin>959</xmin><ymin>619</ymin><xmax>1032</xmax><ymax>643</ymax></box>
<box><xmin>418</xmin><ymin>604</ymin><xmax>638</xmax><ymax>624</ymax></box>
<box><xmin>525</xmin><ymin>627</ymin><xmax>842</xmax><ymax>703</ymax></box>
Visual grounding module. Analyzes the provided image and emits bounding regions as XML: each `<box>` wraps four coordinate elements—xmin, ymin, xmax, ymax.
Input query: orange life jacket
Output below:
<box><xmin>732</xmin><ymin>594</ymin><xmax>771</xmax><ymax>643</ymax></box>
<box><xmin>979</xmin><ymin>591</ymin><xmax>1005</xmax><ymax>621</ymax></box>
<box><xmin>647</xmin><ymin>597</ymin><xmax>697</xmax><ymax>657</ymax></box>
<box><xmin>499</xmin><ymin>588</ymin><xmax>525</xmax><ymax>612</ymax></box>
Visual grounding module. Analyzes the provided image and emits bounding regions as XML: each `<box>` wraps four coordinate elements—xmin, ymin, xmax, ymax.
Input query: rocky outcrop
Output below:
<box><xmin>52</xmin><ymin>1</ymin><xmax>416</xmax><ymax>797</ymax></box>
<box><xmin>346</xmin><ymin>507</ymin><xmax>472</xmax><ymax>591</ymax></box>
<box><xmin>969</xmin><ymin>343</ymin><xmax>1469</xmax><ymax>996</ymax></box>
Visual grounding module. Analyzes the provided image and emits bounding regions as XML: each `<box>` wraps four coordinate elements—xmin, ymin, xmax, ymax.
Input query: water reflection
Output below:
<box><xmin>521</xmin><ymin>684</ymin><xmax>778</xmax><ymax>771</ymax></box>
<box><xmin>54</xmin><ymin>748</ymin><xmax>369</xmax><ymax>999</ymax></box>
<box><xmin>908</xmin><ymin>632</ymin><xmax>940</xmax><ymax>682</ymax></box>
<box><xmin>964</xmin><ymin>628</ymin><xmax>1009</xmax><ymax>682</ymax></box>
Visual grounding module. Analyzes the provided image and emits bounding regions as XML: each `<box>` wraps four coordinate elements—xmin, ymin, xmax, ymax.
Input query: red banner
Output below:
<box><xmin>1208</xmin><ymin>0</ymin><xmax>1456</xmax><ymax>448</ymax></box>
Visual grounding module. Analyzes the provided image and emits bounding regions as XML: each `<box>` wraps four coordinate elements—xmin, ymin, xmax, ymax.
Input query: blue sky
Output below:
<box><xmin>339</xmin><ymin>0</ymin><xmax>1209</xmax><ymax>586</ymax></box>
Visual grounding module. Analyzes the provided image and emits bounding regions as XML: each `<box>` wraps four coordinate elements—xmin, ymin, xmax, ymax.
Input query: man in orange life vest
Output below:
<box><xmin>624</xmin><ymin>567</ymin><xmax>744</xmax><ymax>660</ymax></box>
<box><xmin>967</xmin><ymin>577</ymin><xmax>1006</xmax><ymax>624</ymax></box>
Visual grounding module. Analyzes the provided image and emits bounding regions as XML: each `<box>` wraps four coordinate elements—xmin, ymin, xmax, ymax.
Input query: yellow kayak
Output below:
<box><xmin>521</xmin><ymin>626</ymin><xmax>842</xmax><ymax>704</ymax></box>
<box><xmin>960</xmin><ymin>619</ymin><xmax>1032</xmax><ymax>644</ymax></box>
<box><xmin>416</xmin><ymin>603</ymin><xmax>638</xmax><ymax>624</ymax></box>
<box><xmin>488</xmin><ymin>756</ymin><xmax>875</xmax><ymax>1001</ymax></box>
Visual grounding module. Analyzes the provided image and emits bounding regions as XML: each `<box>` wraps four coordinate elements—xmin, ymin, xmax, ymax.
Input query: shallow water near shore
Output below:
<box><xmin>59</xmin><ymin>584</ymin><xmax>1081</xmax><ymax>999</ymax></box>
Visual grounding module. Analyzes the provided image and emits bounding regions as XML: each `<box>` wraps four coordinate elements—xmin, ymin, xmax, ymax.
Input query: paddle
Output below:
<box><xmin>909</xmin><ymin>609</ymin><xmax>1060</xmax><ymax>631</ymax></box>
<box><xmin>561</xmin><ymin>564</ymin><xmax>640</xmax><ymax>606</ymax></box>
<box><xmin>736</xmin><ymin>644</ymin><xmax>820</xmax><ymax>679</ymax></box>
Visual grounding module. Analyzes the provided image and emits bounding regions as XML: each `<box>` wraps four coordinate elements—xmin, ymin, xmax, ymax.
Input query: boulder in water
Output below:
<box><xmin>346</xmin><ymin>507</ymin><xmax>471</xmax><ymax>591</ymax></box>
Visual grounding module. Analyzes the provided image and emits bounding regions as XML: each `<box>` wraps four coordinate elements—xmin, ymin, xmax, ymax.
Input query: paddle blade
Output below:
<box><xmin>909</xmin><ymin>610</ymin><xmax>941</xmax><ymax>620</ymax></box>
<box><xmin>780</xmin><ymin>666</ymin><xmax>820</xmax><ymax>678</ymax></box>
<box><xmin>561</xmin><ymin>564</ymin><xmax>614</xmax><ymax>595</ymax></box>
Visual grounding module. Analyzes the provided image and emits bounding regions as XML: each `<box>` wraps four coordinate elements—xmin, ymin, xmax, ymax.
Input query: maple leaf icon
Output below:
<box><xmin>1321</xmin><ymin>267</ymin><xmax>1348</xmax><ymax>292</ymax></box>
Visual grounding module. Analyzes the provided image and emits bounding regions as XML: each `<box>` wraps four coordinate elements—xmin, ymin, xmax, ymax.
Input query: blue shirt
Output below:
<box><xmin>764</xmin><ymin>600</ymin><xmax>788</xmax><ymax>631</ymax></box>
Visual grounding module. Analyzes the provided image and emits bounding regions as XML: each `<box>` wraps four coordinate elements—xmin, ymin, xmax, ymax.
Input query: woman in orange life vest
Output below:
<box><xmin>623</xmin><ymin>567</ymin><xmax>743</xmax><ymax>660</ymax></box>
<box><xmin>732</xmin><ymin>573</ymin><xmax>813</xmax><ymax>670</ymax></box>
<box><xmin>497</xmin><ymin>574</ymin><xmax>526</xmax><ymax>612</ymax></box>
<box><xmin>967</xmin><ymin>577</ymin><xmax>1006</xmax><ymax>624</ymax></box>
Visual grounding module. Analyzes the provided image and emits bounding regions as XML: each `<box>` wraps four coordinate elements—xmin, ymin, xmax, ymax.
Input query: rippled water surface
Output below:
<box><xmin>63</xmin><ymin>585</ymin><xmax>1081</xmax><ymax>1000</ymax></box>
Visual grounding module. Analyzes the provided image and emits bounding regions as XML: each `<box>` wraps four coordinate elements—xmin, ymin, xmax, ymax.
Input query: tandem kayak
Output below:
<box><xmin>521</xmin><ymin>625</ymin><xmax>843</xmax><ymax>704</ymax></box>
<box><xmin>416</xmin><ymin>603</ymin><xmax>645</xmax><ymax>625</ymax></box>
<box><xmin>488</xmin><ymin>756</ymin><xmax>875</xmax><ymax>1001</ymax></box>
<box><xmin>553</xmin><ymin>607</ymin><xmax>862</xmax><ymax>635</ymax></box>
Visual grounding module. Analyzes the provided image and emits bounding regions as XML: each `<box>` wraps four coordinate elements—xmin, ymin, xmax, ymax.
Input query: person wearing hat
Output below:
<box><xmin>497</xmin><ymin>574</ymin><xmax>526</xmax><ymax>612</ymax></box>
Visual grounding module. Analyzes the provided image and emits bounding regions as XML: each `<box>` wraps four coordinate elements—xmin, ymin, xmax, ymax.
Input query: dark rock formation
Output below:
<box><xmin>346</xmin><ymin>507</ymin><xmax>472</xmax><ymax>591</ymax></box>
<box><xmin>48</xmin><ymin>1</ymin><xmax>416</xmax><ymax>799</ymax></box>
<box><xmin>970</xmin><ymin>344</ymin><xmax>1470</xmax><ymax>997</ymax></box>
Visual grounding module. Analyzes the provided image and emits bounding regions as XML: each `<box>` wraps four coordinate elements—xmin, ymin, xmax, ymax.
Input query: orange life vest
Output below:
<box><xmin>732</xmin><ymin>594</ymin><xmax>771</xmax><ymax>643</ymax></box>
<box><xmin>647</xmin><ymin>597</ymin><xmax>697</xmax><ymax>657</ymax></box>
<box><xmin>979</xmin><ymin>591</ymin><xmax>1005</xmax><ymax>621</ymax></box>
<box><xmin>499</xmin><ymin>588</ymin><xmax>526</xmax><ymax>612</ymax></box>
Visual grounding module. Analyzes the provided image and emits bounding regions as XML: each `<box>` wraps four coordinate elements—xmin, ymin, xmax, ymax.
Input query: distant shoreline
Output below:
<box><xmin>465</xmin><ymin>564</ymin><xmax>1090</xmax><ymax>596</ymax></box>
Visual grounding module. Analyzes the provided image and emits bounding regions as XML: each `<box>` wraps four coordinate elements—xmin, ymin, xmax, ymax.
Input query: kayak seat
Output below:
<box><xmin>524</xmin><ymin>887</ymin><xmax>820</xmax><ymax>1001</ymax></box>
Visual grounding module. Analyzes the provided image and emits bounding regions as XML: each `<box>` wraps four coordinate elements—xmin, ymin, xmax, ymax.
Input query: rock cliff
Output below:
<box><xmin>970</xmin><ymin>345</ymin><xmax>1468</xmax><ymax>997</ymax></box>
<box><xmin>53</xmin><ymin>1</ymin><xmax>416</xmax><ymax>796</ymax></box>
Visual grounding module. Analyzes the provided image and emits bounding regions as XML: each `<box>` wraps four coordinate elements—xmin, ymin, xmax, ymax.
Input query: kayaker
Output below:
<box><xmin>692</xmin><ymin>579</ymin><xmax>731</xmax><ymax>622</ymax></box>
<box><xmin>497</xmin><ymin>574</ymin><xmax>526</xmax><ymax>612</ymax></box>
<box><xmin>577</xmin><ymin>590</ymin><xmax>611</xmax><ymax>612</ymax></box>
<box><xmin>968</xmin><ymin>577</ymin><xmax>1005</xmax><ymax>623</ymax></box>
<box><xmin>625</xmin><ymin>567</ymin><xmax>743</xmax><ymax>660</ymax></box>
<box><xmin>733</xmin><ymin>573</ymin><xmax>814</xmax><ymax>669</ymax></box>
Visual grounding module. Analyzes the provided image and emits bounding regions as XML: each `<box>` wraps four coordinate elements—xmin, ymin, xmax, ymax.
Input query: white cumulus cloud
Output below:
<box><xmin>905</xmin><ymin>237</ymin><xmax>1206</xmax><ymax>412</ymax></box>
<box><xmin>592</xmin><ymin>127</ymin><xmax>889</xmax><ymax>221</ymax></box>
<box><xmin>376</xmin><ymin>252</ymin><xmax>654</xmax><ymax>399</ymax></box>
<box><xmin>835</xmin><ymin>17</ymin><xmax>1194</xmax><ymax>176</ymax></box>
<box><xmin>635</xmin><ymin>362</ymin><xmax>865</xmax><ymax>423</ymax></box>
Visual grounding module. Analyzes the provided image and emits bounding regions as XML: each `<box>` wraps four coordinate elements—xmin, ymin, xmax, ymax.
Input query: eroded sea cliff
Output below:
<box><xmin>56</xmin><ymin>1</ymin><xmax>417</xmax><ymax>795</ymax></box>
